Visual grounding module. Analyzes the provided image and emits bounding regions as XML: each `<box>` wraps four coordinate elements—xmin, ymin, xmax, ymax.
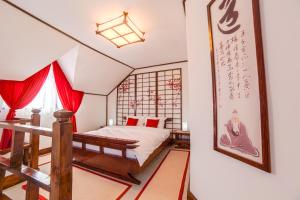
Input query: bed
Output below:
<box><xmin>72</xmin><ymin>122</ymin><xmax>172</xmax><ymax>184</ymax></box>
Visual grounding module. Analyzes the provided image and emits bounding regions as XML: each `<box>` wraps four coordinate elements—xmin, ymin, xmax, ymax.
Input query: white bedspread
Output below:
<box><xmin>75</xmin><ymin>126</ymin><xmax>170</xmax><ymax>166</ymax></box>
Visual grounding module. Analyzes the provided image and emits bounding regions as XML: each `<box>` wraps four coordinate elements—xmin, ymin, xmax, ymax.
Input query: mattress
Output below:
<box><xmin>73</xmin><ymin>126</ymin><xmax>170</xmax><ymax>166</ymax></box>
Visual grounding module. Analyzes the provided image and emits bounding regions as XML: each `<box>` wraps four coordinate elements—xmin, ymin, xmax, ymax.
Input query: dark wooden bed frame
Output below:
<box><xmin>72</xmin><ymin>119</ymin><xmax>173</xmax><ymax>184</ymax></box>
<box><xmin>73</xmin><ymin>134</ymin><xmax>171</xmax><ymax>184</ymax></box>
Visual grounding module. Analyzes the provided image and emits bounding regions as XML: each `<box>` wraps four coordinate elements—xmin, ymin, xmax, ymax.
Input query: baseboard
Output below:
<box><xmin>187</xmin><ymin>190</ymin><xmax>198</xmax><ymax>200</ymax></box>
<box><xmin>39</xmin><ymin>147</ymin><xmax>52</xmax><ymax>155</ymax></box>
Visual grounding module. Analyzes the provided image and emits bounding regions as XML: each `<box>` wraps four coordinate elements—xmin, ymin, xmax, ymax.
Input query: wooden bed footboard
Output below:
<box><xmin>72</xmin><ymin>133</ymin><xmax>171</xmax><ymax>184</ymax></box>
<box><xmin>73</xmin><ymin>133</ymin><xmax>139</xmax><ymax>157</ymax></box>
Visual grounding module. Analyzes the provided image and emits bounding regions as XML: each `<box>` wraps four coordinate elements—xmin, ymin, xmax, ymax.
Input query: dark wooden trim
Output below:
<box><xmin>84</xmin><ymin>92</ymin><xmax>107</xmax><ymax>97</ymax></box>
<box><xmin>207</xmin><ymin>0</ymin><xmax>271</xmax><ymax>172</ymax></box>
<box><xmin>39</xmin><ymin>147</ymin><xmax>52</xmax><ymax>156</ymax></box>
<box><xmin>187</xmin><ymin>190</ymin><xmax>198</xmax><ymax>200</ymax></box>
<box><xmin>107</xmin><ymin>69</ymin><xmax>135</xmax><ymax>96</ymax></box>
<box><xmin>2</xmin><ymin>174</ymin><xmax>25</xmax><ymax>190</ymax></box>
<box><xmin>1</xmin><ymin>193</ymin><xmax>12</xmax><ymax>200</ymax></box>
<box><xmin>73</xmin><ymin>133</ymin><xmax>139</xmax><ymax>149</ymax></box>
<box><xmin>155</xmin><ymin>71</ymin><xmax>159</xmax><ymax>117</ymax></box>
<box><xmin>105</xmin><ymin>95</ymin><xmax>108</xmax><ymax>126</ymax></box>
<box><xmin>183</xmin><ymin>0</ymin><xmax>187</xmax><ymax>15</ymax></box>
<box><xmin>0</xmin><ymin>110</ymin><xmax>74</xmax><ymax>199</ymax></box>
<box><xmin>116</xmin><ymin>80</ymin><xmax>120</xmax><ymax>125</ymax></box>
<box><xmin>252</xmin><ymin>0</ymin><xmax>271</xmax><ymax>173</ymax></box>
<box><xmin>179</xmin><ymin>68</ymin><xmax>183</xmax><ymax>130</ymax></box>
<box><xmin>26</xmin><ymin>110</ymin><xmax>41</xmax><ymax>200</ymax></box>
<box><xmin>187</xmin><ymin>181</ymin><xmax>197</xmax><ymax>200</ymax></box>
<box><xmin>134</xmin><ymin>74</ymin><xmax>137</xmax><ymax>116</ymax></box>
<box><xmin>116</xmin><ymin>68</ymin><xmax>182</xmax><ymax>129</ymax></box>
<box><xmin>135</xmin><ymin>60</ymin><xmax>188</xmax><ymax>70</ymax></box>
<box><xmin>50</xmin><ymin>110</ymin><xmax>73</xmax><ymax>200</ymax></box>
<box><xmin>72</xmin><ymin>136</ymin><xmax>171</xmax><ymax>184</ymax></box>
<box><xmin>1</xmin><ymin>0</ymin><xmax>134</xmax><ymax>70</ymax></box>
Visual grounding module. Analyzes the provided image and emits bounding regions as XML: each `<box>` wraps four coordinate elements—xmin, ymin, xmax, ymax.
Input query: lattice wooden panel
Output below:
<box><xmin>117</xmin><ymin>69</ymin><xmax>182</xmax><ymax>130</ymax></box>
<box><xmin>117</xmin><ymin>75</ymin><xmax>135</xmax><ymax>125</ymax></box>
<box><xmin>157</xmin><ymin>69</ymin><xmax>182</xmax><ymax>130</ymax></box>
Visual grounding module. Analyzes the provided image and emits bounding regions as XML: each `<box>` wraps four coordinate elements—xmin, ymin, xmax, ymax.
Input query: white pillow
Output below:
<box><xmin>144</xmin><ymin>116</ymin><xmax>167</xmax><ymax>128</ymax></box>
<box><xmin>126</xmin><ymin>115</ymin><xmax>145</xmax><ymax>126</ymax></box>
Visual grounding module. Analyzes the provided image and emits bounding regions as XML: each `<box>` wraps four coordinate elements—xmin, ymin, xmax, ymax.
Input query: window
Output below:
<box><xmin>25</xmin><ymin>67</ymin><xmax>62</xmax><ymax>112</ymax></box>
<box><xmin>0</xmin><ymin>67</ymin><xmax>62</xmax><ymax>127</ymax></box>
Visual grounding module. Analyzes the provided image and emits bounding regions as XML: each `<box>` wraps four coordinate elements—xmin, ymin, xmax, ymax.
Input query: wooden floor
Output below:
<box><xmin>3</xmin><ymin>147</ymin><xmax>190</xmax><ymax>200</ymax></box>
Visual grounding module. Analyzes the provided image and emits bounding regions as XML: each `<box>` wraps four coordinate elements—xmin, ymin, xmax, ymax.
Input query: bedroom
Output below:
<box><xmin>0</xmin><ymin>0</ymin><xmax>299</xmax><ymax>200</ymax></box>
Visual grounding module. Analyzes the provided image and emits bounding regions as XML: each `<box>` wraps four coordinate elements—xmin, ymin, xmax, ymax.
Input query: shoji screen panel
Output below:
<box><xmin>136</xmin><ymin>72</ymin><xmax>156</xmax><ymax>117</ymax></box>
<box><xmin>117</xmin><ymin>75</ymin><xmax>136</xmax><ymax>125</ymax></box>
<box><xmin>157</xmin><ymin>69</ymin><xmax>182</xmax><ymax>130</ymax></box>
<box><xmin>116</xmin><ymin>69</ymin><xmax>182</xmax><ymax>130</ymax></box>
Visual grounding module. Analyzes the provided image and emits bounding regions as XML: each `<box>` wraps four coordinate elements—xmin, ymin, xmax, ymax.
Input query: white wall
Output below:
<box><xmin>0</xmin><ymin>0</ymin><xmax>76</xmax><ymax>81</ymax></box>
<box><xmin>107</xmin><ymin>90</ymin><xmax>117</xmax><ymax>125</ymax></box>
<box><xmin>74</xmin><ymin>45</ymin><xmax>132</xmax><ymax>95</ymax></box>
<box><xmin>0</xmin><ymin>0</ymin><xmax>132</xmax><ymax>95</ymax></box>
<box><xmin>57</xmin><ymin>46</ymin><xmax>79</xmax><ymax>87</ymax></box>
<box><xmin>0</xmin><ymin>0</ymin><xmax>131</xmax><ymax>144</ymax></box>
<box><xmin>107</xmin><ymin>62</ymin><xmax>190</xmax><ymax>127</ymax></box>
<box><xmin>185</xmin><ymin>0</ymin><xmax>300</xmax><ymax>200</ymax></box>
<box><xmin>76</xmin><ymin>94</ymin><xmax>106</xmax><ymax>132</ymax></box>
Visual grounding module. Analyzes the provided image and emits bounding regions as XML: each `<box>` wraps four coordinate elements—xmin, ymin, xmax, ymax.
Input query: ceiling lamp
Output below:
<box><xmin>96</xmin><ymin>11</ymin><xmax>145</xmax><ymax>48</ymax></box>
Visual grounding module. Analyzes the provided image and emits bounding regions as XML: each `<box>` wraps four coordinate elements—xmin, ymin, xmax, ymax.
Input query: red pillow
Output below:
<box><xmin>126</xmin><ymin>118</ymin><xmax>139</xmax><ymax>126</ymax></box>
<box><xmin>146</xmin><ymin>119</ymin><xmax>160</xmax><ymax>128</ymax></box>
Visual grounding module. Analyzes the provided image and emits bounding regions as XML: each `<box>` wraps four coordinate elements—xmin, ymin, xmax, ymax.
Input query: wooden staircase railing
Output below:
<box><xmin>0</xmin><ymin>109</ymin><xmax>73</xmax><ymax>200</ymax></box>
<box><xmin>0</xmin><ymin>109</ymin><xmax>42</xmax><ymax>190</ymax></box>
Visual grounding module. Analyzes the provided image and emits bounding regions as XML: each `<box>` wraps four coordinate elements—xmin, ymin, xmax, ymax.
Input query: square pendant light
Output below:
<box><xmin>96</xmin><ymin>11</ymin><xmax>145</xmax><ymax>48</ymax></box>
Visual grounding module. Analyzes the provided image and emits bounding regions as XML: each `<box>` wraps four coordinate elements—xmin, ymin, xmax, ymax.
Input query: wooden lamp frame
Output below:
<box><xmin>96</xmin><ymin>11</ymin><xmax>145</xmax><ymax>48</ymax></box>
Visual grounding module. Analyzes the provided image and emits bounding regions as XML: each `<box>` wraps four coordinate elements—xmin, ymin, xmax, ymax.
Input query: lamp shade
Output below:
<box><xmin>96</xmin><ymin>12</ymin><xmax>145</xmax><ymax>48</ymax></box>
<box><xmin>108</xmin><ymin>119</ymin><xmax>114</xmax><ymax>126</ymax></box>
<box><xmin>182</xmin><ymin>121</ymin><xmax>188</xmax><ymax>131</ymax></box>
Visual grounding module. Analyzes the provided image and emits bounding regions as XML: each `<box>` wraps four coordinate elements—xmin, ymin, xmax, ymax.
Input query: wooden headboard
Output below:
<box><xmin>116</xmin><ymin>68</ymin><xmax>182</xmax><ymax>130</ymax></box>
<box><xmin>122</xmin><ymin>116</ymin><xmax>173</xmax><ymax>129</ymax></box>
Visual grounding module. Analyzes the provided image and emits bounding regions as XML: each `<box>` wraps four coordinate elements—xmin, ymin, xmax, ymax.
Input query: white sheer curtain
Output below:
<box><xmin>14</xmin><ymin>67</ymin><xmax>62</xmax><ymax>128</ymax></box>
<box><xmin>0</xmin><ymin>66</ymin><xmax>62</xmax><ymax>148</ymax></box>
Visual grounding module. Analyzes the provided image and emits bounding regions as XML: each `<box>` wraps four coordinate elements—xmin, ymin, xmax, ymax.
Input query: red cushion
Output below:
<box><xmin>126</xmin><ymin>118</ymin><xmax>139</xmax><ymax>126</ymax></box>
<box><xmin>146</xmin><ymin>119</ymin><xmax>160</xmax><ymax>128</ymax></box>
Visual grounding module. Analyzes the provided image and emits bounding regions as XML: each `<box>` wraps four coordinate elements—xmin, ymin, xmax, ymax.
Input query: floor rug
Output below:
<box><xmin>5</xmin><ymin>148</ymin><xmax>189</xmax><ymax>200</ymax></box>
<box><xmin>13</xmin><ymin>162</ymin><xmax>131</xmax><ymax>200</ymax></box>
<box><xmin>135</xmin><ymin>149</ymin><xmax>190</xmax><ymax>200</ymax></box>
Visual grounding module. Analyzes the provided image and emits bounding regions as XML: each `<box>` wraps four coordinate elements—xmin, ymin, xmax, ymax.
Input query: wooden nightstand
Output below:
<box><xmin>171</xmin><ymin>130</ymin><xmax>190</xmax><ymax>149</ymax></box>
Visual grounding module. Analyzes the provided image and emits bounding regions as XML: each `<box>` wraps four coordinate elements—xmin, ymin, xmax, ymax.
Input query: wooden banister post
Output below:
<box><xmin>50</xmin><ymin>110</ymin><xmax>73</xmax><ymax>200</ymax></box>
<box><xmin>26</xmin><ymin>109</ymin><xmax>41</xmax><ymax>200</ymax></box>
<box><xmin>29</xmin><ymin>108</ymin><xmax>41</xmax><ymax>169</ymax></box>
<box><xmin>10</xmin><ymin>130</ymin><xmax>25</xmax><ymax>169</ymax></box>
<box><xmin>0</xmin><ymin>168</ymin><xmax>5</xmax><ymax>198</ymax></box>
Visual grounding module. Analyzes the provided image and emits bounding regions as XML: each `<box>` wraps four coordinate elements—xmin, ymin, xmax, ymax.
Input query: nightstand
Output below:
<box><xmin>171</xmin><ymin>130</ymin><xmax>190</xmax><ymax>149</ymax></box>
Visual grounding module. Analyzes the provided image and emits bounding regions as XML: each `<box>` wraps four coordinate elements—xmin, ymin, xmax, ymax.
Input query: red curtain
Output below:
<box><xmin>0</xmin><ymin>65</ymin><xmax>51</xmax><ymax>149</ymax></box>
<box><xmin>52</xmin><ymin>61</ymin><xmax>83</xmax><ymax>132</ymax></box>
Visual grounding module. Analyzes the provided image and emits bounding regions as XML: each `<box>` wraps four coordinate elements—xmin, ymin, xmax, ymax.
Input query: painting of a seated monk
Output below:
<box><xmin>220</xmin><ymin>110</ymin><xmax>259</xmax><ymax>157</ymax></box>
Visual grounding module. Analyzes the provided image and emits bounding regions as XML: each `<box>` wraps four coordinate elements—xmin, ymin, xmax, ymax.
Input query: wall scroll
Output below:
<box><xmin>207</xmin><ymin>0</ymin><xmax>270</xmax><ymax>172</ymax></box>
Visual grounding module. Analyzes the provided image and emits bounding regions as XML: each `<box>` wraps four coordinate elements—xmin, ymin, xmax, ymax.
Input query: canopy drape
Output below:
<box><xmin>0</xmin><ymin>65</ymin><xmax>51</xmax><ymax>149</ymax></box>
<box><xmin>52</xmin><ymin>61</ymin><xmax>84</xmax><ymax>132</ymax></box>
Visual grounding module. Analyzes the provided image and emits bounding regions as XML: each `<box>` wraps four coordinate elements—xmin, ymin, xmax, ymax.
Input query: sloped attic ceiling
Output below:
<box><xmin>5</xmin><ymin>0</ymin><xmax>187</xmax><ymax>68</ymax></box>
<box><xmin>0</xmin><ymin>0</ymin><xmax>132</xmax><ymax>95</ymax></box>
